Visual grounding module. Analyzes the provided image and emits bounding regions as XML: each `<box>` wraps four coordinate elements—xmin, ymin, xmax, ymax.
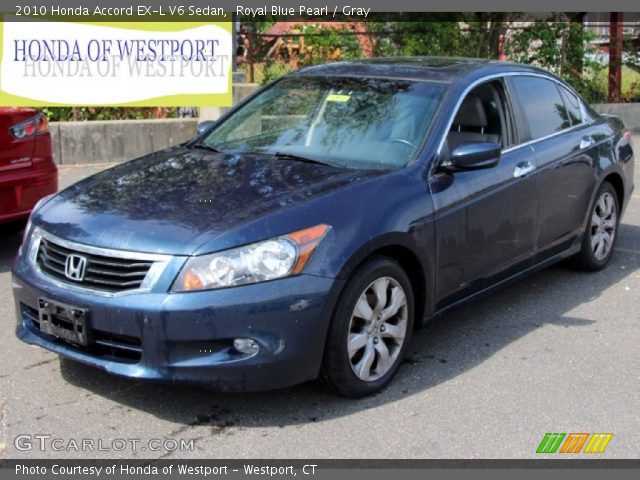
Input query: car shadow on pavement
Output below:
<box><xmin>52</xmin><ymin>222</ymin><xmax>640</xmax><ymax>430</ymax></box>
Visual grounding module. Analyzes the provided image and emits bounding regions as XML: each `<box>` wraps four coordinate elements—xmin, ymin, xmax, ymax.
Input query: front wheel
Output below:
<box><xmin>572</xmin><ymin>182</ymin><xmax>620</xmax><ymax>271</ymax></box>
<box><xmin>322</xmin><ymin>256</ymin><xmax>414</xmax><ymax>398</ymax></box>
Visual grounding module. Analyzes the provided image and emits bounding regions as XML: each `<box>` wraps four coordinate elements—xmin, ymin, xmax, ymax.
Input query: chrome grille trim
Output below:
<box><xmin>38</xmin><ymin>237</ymin><xmax>153</xmax><ymax>290</ymax></box>
<box><xmin>28</xmin><ymin>227</ymin><xmax>172</xmax><ymax>297</ymax></box>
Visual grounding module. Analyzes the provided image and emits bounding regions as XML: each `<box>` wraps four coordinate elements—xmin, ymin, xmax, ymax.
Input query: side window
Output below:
<box><xmin>511</xmin><ymin>76</ymin><xmax>570</xmax><ymax>140</ymax></box>
<box><xmin>558</xmin><ymin>86</ymin><xmax>583</xmax><ymax>126</ymax></box>
<box><xmin>446</xmin><ymin>80</ymin><xmax>513</xmax><ymax>151</ymax></box>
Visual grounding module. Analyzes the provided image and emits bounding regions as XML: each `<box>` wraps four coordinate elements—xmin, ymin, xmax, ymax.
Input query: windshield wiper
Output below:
<box><xmin>273</xmin><ymin>151</ymin><xmax>337</xmax><ymax>167</ymax></box>
<box><xmin>191</xmin><ymin>143</ymin><xmax>224</xmax><ymax>154</ymax></box>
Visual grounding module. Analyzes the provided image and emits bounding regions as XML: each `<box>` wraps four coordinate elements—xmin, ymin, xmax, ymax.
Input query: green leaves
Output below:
<box><xmin>41</xmin><ymin>107</ymin><xmax>180</xmax><ymax>122</ymax></box>
<box><xmin>507</xmin><ymin>19</ymin><xmax>607</xmax><ymax>103</ymax></box>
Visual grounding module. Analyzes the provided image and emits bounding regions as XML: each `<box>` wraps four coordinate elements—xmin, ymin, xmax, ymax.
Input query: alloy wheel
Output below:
<box><xmin>590</xmin><ymin>191</ymin><xmax>617</xmax><ymax>261</ymax></box>
<box><xmin>347</xmin><ymin>276</ymin><xmax>408</xmax><ymax>382</ymax></box>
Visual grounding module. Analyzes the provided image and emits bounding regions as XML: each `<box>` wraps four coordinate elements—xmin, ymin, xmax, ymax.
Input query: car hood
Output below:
<box><xmin>35</xmin><ymin>146</ymin><xmax>380</xmax><ymax>255</ymax></box>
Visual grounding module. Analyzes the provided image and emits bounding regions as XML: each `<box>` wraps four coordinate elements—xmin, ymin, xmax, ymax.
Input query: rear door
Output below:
<box><xmin>507</xmin><ymin>76</ymin><xmax>598</xmax><ymax>258</ymax></box>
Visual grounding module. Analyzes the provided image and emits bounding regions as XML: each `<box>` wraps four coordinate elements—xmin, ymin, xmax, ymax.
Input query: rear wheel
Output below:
<box><xmin>572</xmin><ymin>182</ymin><xmax>620</xmax><ymax>271</ymax></box>
<box><xmin>322</xmin><ymin>256</ymin><xmax>414</xmax><ymax>398</ymax></box>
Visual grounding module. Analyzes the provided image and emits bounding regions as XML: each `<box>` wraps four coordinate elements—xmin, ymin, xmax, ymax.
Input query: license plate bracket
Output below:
<box><xmin>38</xmin><ymin>298</ymin><xmax>90</xmax><ymax>346</ymax></box>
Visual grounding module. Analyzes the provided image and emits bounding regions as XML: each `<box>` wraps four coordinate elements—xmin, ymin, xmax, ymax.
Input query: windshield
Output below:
<box><xmin>200</xmin><ymin>76</ymin><xmax>446</xmax><ymax>170</ymax></box>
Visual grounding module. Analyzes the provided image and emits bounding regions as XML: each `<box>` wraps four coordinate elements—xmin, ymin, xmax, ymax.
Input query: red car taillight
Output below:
<box><xmin>9</xmin><ymin>113</ymin><xmax>48</xmax><ymax>140</ymax></box>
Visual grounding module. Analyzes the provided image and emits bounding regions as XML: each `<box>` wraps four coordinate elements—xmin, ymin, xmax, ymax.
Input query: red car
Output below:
<box><xmin>0</xmin><ymin>108</ymin><xmax>57</xmax><ymax>223</ymax></box>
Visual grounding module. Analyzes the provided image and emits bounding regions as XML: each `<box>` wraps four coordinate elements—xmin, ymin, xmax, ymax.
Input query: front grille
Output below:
<box><xmin>23</xmin><ymin>303</ymin><xmax>142</xmax><ymax>363</ymax></box>
<box><xmin>36</xmin><ymin>236</ymin><xmax>153</xmax><ymax>293</ymax></box>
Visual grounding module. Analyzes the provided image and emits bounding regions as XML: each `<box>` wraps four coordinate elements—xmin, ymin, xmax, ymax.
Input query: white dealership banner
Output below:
<box><xmin>0</xmin><ymin>20</ymin><xmax>233</xmax><ymax>105</ymax></box>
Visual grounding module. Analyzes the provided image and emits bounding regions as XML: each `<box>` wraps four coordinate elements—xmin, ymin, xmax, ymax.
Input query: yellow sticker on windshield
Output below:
<box><xmin>326</xmin><ymin>94</ymin><xmax>351</xmax><ymax>102</ymax></box>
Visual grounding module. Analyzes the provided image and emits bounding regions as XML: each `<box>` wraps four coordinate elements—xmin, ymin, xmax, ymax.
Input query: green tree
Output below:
<box><xmin>507</xmin><ymin>18</ymin><xmax>607</xmax><ymax>102</ymax></box>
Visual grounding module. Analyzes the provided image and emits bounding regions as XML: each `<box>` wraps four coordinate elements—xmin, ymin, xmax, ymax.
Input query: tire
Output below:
<box><xmin>572</xmin><ymin>181</ymin><xmax>620</xmax><ymax>271</ymax></box>
<box><xmin>322</xmin><ymin>256</ymin><xmax>414</xmax><ymax>398</ymax></box>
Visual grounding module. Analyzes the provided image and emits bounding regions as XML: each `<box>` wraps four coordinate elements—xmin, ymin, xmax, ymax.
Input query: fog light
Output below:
<box><xmin>233</xmin><ymin>338</ymin><xmax>259</xmax><ymax>355</ymax></box>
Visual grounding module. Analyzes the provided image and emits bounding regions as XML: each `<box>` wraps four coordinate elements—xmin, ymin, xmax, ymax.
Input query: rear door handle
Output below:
<box><xmin>513</xmin><ymin>161</ymin><xmax>536</xmax><ymax>178</ymax></box>
<box><xmin>580</xmin><ymin>135</ymin><xmax>595</xmax><ymax>149</ymax></box>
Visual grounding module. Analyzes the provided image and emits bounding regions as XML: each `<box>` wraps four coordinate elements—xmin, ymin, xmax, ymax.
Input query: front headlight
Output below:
<box><xmin>18</xmin><ymin>194</ymin><xmax>54</xmax><ymax>256</ymax></box>
<box><xmin>172</xmin><ymin>224</ymin><xmax>330</xmax><ymax>292</ymax></box>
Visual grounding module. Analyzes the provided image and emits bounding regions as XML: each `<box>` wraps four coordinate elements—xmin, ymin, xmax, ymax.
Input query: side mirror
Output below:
<box><xmin>196</xmin><ymin>120</ymin><xmax>216</xmax><ymax>135</ymax></box>
<box><xmin>443</xmin><ymin>142</ymin><xmax>501</xmax><ymax>171</ymax></box>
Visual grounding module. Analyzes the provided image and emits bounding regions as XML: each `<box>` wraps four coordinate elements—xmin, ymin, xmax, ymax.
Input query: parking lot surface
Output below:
<box><xmin>1</xmin><ymin>143</ymin><xmax>639</xmax><ymax>459</ymax></box>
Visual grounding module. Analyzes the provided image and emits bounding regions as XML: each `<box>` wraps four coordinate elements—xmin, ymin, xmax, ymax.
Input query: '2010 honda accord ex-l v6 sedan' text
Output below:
<box><xmin>13</xmin><ymin>58</ymin><xmax>635</xmax><ymax>397</ymax></box>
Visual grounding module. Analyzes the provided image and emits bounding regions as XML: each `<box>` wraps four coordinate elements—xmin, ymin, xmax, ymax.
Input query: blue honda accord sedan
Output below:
<box><xmin>13</xmin><ymin>58</ymin><xmax>635</xmax><ymax>397</ymax></box>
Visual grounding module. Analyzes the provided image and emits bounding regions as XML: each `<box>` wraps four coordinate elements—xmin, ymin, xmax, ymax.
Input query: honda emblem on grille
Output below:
<box><xmin>64</xmin><ymin>254</ymin><xmax>87</xmax><ymax>281</ymax></box>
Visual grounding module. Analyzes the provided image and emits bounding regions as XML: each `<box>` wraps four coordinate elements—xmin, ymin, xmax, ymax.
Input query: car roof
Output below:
<box><xmin>291</xmin><ymin>56</ymin><xmax>553</xmax><ymax>84</ymax></box>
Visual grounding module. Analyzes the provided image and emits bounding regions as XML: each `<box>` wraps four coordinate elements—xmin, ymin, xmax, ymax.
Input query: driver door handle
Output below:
<box><xmin>580</xmin><ymin>135</ymin><xmax>595</xmax><ymax>149</ymax></box>
<box><xmin>513</xmin><ymin>160</ymin><xmax>536</xmax><ymax>178</ymax></box>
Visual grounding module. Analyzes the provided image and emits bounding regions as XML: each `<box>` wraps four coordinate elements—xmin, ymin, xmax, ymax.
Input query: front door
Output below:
<box><xmin>430</xmin><ymin>79</ymin><xmax>538</xmax><ymax>309</ymax></box>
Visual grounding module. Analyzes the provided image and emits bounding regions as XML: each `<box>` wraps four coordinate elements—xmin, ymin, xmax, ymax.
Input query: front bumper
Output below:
<box><xmin>12</xmin><ymin>254</ymin><xmax>343</xmax><ymax>391</ymax></box>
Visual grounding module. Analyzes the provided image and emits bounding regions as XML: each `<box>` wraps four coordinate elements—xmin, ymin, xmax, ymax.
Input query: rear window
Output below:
<box><xmin>511</xmin><ymin>76</ymin><xmax>571</xmax><ymax>140</ymax></box>
<box><xmin>559</xmin><ymin>86</ymin><xmax>583</xmax><ymax>126</ymax></box>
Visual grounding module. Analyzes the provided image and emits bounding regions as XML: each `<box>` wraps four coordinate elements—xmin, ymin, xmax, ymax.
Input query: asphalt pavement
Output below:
<box><xmin>1</xmin><ymin>143</ymin><xmax>638</xmax><ymax>459</ymax></box>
